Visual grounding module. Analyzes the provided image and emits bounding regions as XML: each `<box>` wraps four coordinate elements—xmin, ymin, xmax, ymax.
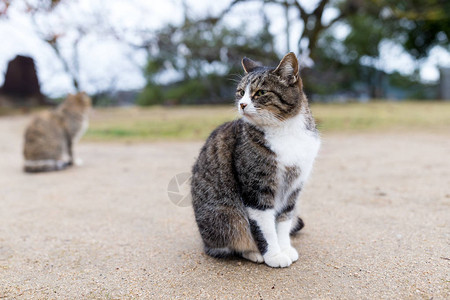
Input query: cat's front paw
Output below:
<box><xmin>264</xmin><ymin>252</ymin><xmax>292</xmax><ymax>268</ymax></box>
<box><xmin>74</xmin><ymin>158</ymin><xmax>84</xmax><ymax>166</ymax></box>
<box><xmin>242</xmin><ymin>251</ymin><xmax>264</xmax><ymax>263</ymax></box>
<box><xmin>281</xmin><ymin>246</ymin><xmax>298</xmax><ymax>262</ymax></box>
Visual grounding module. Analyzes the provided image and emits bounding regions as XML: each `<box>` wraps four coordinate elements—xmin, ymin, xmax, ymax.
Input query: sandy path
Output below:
<box><xmin>0</xmin><ymin>116</ymin><xmax>449</xmax><ymax>299</ymax></box>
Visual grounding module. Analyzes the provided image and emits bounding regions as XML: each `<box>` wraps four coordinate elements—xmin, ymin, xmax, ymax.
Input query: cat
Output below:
<box><xmin>191</xmin><ymin>53</ymin><xmax>320</xmax><ymax>268</ymax></box>
<box><xmin>23</xmin><ymin>92</ymin><xmax>91</xmax><ymax>173</ymax></box>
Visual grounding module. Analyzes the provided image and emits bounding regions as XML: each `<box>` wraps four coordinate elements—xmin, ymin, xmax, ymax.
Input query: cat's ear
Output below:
<box><xmin>241</xmin><ymin>57</ymin><xmax>262</xmax><ymax>73</ymax></box>
<box><xmin>272</xmin><ymin>52</ymin><xmax>299</xmax><ymax>84</ymax></box>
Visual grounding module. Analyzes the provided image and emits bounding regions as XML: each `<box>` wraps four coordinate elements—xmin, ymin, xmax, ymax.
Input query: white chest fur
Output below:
<box><xmin>264</xmin><ymin>113</ymin><xmax>321</xmax><ymax>208</ymax></box>
<box><xmin>74</xmin><ymin>117</ymin><xmax>89</xmax><ymax>143</ymax></box>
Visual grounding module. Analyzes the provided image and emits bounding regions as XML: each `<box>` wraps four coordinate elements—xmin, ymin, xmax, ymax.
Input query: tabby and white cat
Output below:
<box><xmin>191</xmin><ymin>53</ymin><xmax>320</xmax><ymax>268</ymax></box>
<box><xmin>23</xmin><ymin>92</ymin><xmax>91</xmax><ymax>173</ymax></box>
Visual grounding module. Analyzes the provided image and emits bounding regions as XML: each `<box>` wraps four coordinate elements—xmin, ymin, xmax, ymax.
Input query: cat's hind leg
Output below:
<box><xmin>205</xmin><ymin>247</ymin><xmax>264</xmax><ymax>264</ymax></box>
<box><xmin>24</xmin><ymin>159</ymin><xmax>70</xmax><ymax>173</ymax></box>
<box><xmin>242</xmin><ymin>251</ymin><xmax>264</xmax><ymax>263</ymax></box>
<box><xmin>197</xmin><ymin>206</ymin><xmax>259</xmax><ymax>260</ymax></box>
<box><xmin>204</xmin><ymin>246</ymin><xmax>233</xmax><ymax>258</ymax></box>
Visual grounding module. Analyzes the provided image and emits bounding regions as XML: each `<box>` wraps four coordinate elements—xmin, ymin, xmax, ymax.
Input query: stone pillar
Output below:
<box><xmin>0</xmin><ymin>55</ymin><xmax>49</xmax><ymax>106</ymax></box>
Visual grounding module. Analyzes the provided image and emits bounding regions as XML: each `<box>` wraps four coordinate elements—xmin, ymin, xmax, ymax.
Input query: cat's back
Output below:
<box><xmin>206</xmin><ymin>119</ymin><xmax>241</xmax><ymax>144</ymax></box>
<box><xmin>24</xmin><ymin>110</ymin><xmax>65</xmax><ymax>160</ymax></box>
<box><xmin>26</xmin><ymin>110</ymin><xmax>59</xmax><ymax>129</ymax></box>
<box><xmin>194</xmin><ymin>119</ymin><xmax>241</xmax><ymax>170</ymax></box>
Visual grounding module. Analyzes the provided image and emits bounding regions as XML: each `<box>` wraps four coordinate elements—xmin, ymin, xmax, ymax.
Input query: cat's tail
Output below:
<box><xmin>290</xmin><ymin>217</ymin><xmax>305</xmax><ymax>236</ymax></box>
<box><xmin>24</xmin><ymin>160</ymin><xmax>71</xmax><ymax>173</ymax></box>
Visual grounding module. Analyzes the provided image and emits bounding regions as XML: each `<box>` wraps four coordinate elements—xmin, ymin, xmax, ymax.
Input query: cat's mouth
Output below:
<box><xmin>239</xmin><ymin>109</ymin><xmax>253</xmax><ymax>118</ymax></box>
<box><xmin>240</xmin><ymin>112</ymin><xmax>258</xmax><ymax>125</ymax></box>
<box><xmin>238</xmin><ymin>105</ymin><xmax>253</xmax><ymax>115</ymax></box>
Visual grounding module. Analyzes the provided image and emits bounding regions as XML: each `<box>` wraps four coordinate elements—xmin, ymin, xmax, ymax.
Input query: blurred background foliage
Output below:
<box><xmin>137</xmin><ymin>15</ymin><xmax>279</xmax><ymax>105</ymax></box>
<box><xmin>1</xmin><ymin>0</ymin><xmax>449</xmax><ymax>105</ymax></box>
<box><xmin>135</xmin><ymin>0</ymin><xmax>449</xmax><ymax>104</ymax></box>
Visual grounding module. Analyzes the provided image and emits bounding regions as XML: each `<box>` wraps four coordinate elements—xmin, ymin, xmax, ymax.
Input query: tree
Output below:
<box><xmin>138</xmin><ymin>14</ymin><xmax>279</xmax><ymax>105</ymax></box>
<box><xmin>336</xmin><ymin>0</ymin><xmax>449</xmax><ymax>98</ymax></box>
<box><xmin>388</xmin><ymin>0</ymin><xmax>450</xmax><ymax>58</ymax></box>
<box><xmin>304</xmin><ymin>0</ymin><xmax>447</xmax><ymax>99</ymax></box>
<box><xmin>221</xmin><ymin>0</ymin><xmax>449</xmax><ymax>70</ymax></box>
<box><xmin>219</xmin><ymin>0</ymin><xmax>363</xmax><ymax>59</ymax></box>
<box><xmin>1</xmin><ymin>0</ymin><xmax>111</xmax><ymax>93</ymax></box>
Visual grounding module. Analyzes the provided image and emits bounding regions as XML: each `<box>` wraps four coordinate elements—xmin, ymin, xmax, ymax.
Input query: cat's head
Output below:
<box><xmin>64</xmin><ymin>92</ymin><xmax>92</xmax><ymax>113</ymax></box>
<box><xmin>236</xmin><ymin>52</ymin><xmax>306</xmax><ymax>126</ymax></box>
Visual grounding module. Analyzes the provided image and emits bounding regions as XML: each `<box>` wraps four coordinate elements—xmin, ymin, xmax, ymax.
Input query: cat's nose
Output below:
<box><xmin>240</xmin><ymin>103</ymin><xmax>247</xmax><ymax>110</ymax></box>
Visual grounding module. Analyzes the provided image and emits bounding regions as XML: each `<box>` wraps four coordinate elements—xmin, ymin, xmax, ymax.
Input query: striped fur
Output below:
<box><xmin>191</xmin><ymin>53</ymin><xmax>320</xmax><ymax>268</ymax></box>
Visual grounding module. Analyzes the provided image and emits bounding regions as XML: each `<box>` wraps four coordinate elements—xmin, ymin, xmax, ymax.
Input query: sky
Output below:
<box><xmin>1</xmin><ymin>0</ymin><xmax>450</xmax><ymax>97</ymax></box>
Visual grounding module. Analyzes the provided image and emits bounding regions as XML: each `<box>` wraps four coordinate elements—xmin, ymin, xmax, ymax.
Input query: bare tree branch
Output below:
<box><xmin>293</xmin><ymin>0</ymin><xmax>309</xmax><ymax>24</ymax></box>
<box><xmin>219</xmin><ymin>0</ymin><xmax>357</xmax><ymax>59</ymax></box>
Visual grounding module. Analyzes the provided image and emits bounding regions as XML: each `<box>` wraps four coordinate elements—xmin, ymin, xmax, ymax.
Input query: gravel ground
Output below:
<box><xmin>0</xmin><ymin>116</ymin><xmax>449</xmax><ymax>299</ymax></box>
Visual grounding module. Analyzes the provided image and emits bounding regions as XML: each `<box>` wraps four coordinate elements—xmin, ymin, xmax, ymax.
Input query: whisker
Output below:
<box><xmin>227</xmin><ymin>73</ymin><xmax>243</xmax><ymax>84</ymax></box>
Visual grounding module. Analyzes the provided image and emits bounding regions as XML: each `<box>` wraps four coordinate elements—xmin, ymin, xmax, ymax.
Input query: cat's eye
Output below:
<box><xmin>238</xmin><ymin>90</ymin><xmax>245</xmax><ymax>96</ymax></box>
<box><xmin>255</xmin><ymin>90</ymin><xmax>266</xmax><ymax>97</ymax></box>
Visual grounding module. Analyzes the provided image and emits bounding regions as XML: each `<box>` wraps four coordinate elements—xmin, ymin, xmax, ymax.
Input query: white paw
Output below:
<box><xmin>281</xmin><ymin>246</ymin><xmax>298</xmax><ymax>262</ymax></box>
<box><xmin>264</xmin><ymin>252</ymin><xmax>292</xmax><ymax>268</ymax></box>
<box><xmin>74</xmin><ymin>158</ymin><xmax>84</xmax><ymax>166</ymax></box>
<box><xmin>242</xmin><ymin>251</ymin><xmax>264</xmax><ymax>263</ymax></box>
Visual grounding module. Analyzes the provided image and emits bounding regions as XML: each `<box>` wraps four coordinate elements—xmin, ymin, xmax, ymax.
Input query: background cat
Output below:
<box><xmin>23</xmin><ymin>92</ymin><xmax>91</xmax><ymax>173</ymax></box>
<box><xmin>191</xmin><ymin>53</ymin><xmax>320</xmax><ymax>268</ymax></box>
